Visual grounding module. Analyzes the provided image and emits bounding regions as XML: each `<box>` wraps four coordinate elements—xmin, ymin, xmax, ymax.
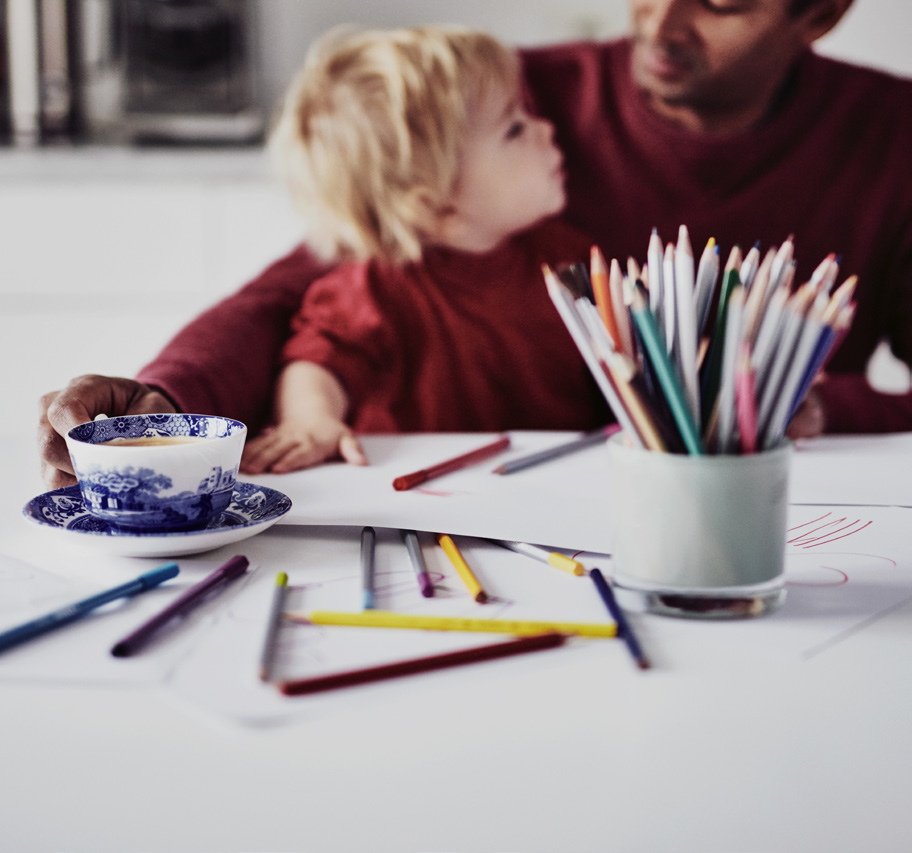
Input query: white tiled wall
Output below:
<box><xmin>0</xmin><ymin>149</ymin><xmax>304</xmax><ymax>444</ymax></box>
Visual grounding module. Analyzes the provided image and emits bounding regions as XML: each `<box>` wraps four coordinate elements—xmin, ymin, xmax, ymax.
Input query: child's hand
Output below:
<box><xmin>240</xmin><ymin>419</ymin><xmax>368</xmax><ymax>474</ymax></box>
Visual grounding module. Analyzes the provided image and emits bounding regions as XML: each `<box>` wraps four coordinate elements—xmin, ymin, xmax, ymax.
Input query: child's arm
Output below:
<box><xmin>240</xmin><ymin>361</ymin><xmax>368</xmax><ymax>474</ymax></box>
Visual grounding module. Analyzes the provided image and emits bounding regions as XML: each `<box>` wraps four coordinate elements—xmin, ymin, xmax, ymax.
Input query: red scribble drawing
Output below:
<box><xmin>785</xmin><ymin>561</ymin><xmax>849</xmax><ymax>587</ymax></box>
<box><xmin>414</xmin><ymin>488</ymin><xmax>473</xmax><ymax>497</ymax></box>
<box><xmin>788</xmin><ymin>511</ymin><xmax>873</xmax><ymax>549</ymax></box>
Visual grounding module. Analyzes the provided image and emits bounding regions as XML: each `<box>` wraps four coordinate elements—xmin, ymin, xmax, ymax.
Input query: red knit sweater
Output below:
<box><xmin>280</xmin><ymin>220</ymin><xmax>608</xmax><ymax>432</ymax></box>
<box><xmin>138</xmin><ymin>39</ymin><xmax>912</xmax><ymax>434</ymax></box>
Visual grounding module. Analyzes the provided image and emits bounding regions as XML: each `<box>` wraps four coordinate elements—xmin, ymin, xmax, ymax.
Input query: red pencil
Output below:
<box><xmin>392</xmin><ymin>435</ymin><xmax>511</xmax><ymax>490</ymax></box>
<box><xmin>277</xmin><ymin>632</ymin><xmax>566</xmax><ymax>696</ymax></box>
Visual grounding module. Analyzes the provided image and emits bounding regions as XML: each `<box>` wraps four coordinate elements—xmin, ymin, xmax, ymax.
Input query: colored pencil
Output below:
<box><xmin>785</xmin><ymin>325</ymin><xmax>837</xmax><ymax>426</ymax></box>
<box><xmin>437</xmin><ymin>533</ymin><xmax>488</xmax><ymax>603</ymax></box>
<box><xmin>715</xmin><ymin>285</ymin><xmax>745</xmax><ymax>454</ymax></box>
<box><xmin>492</xmin><ymin>426</ymin><xmax>616</xmax><ymax>475</ymax></box>
<box><xmin>630</xmin><ymin>288</ymin><xmax>704</xmax><ymax>454</ymax></box>
<box><xmin>663</xmin><ymin>241</ymin><xmax>677</xmax><ymax>356</ymax></box>
<box><xmin>809</xmin><ymin>252</ymin><xmax>838</xmax><ymax>293</ymax></box>
<box><xmin>739</xmin><ymin>241</ymin><xmax>761</xmax><ymax>290</ymax></box>
<box><xmin>277</xmin><ymin>632</ymin><xmax>567</xmax><ymax>696</ymax></box>
<box><xmin>589</xmin><ymin>568</ymin><xmax>650</xmax><ymax>669</ymax></box>
<box><xmin>400</xmin><ymin>529</ymin><xmax>434</xmax><ymax>598</ymax></box>
<box><xmin>756</xmin><ymin>284</ymin><xmax>815</xmax><ymax>434</ymax></box>
<box><xmin>735</xmin><ymin>343</ymin><xmax>759</xmax><ymax>454</ymax></box>
<box><xmin>111</xmin><ymin>556</ymin><xmax>248</xmax><ymax>657</ymax></box>
<box><xmin>575</xmin><ymin>298</ymin><xmax>666</xmax><ymax>449</ymax></box>
<box><xmin>0</xmin><ymin>563</ymin><xmax>179</xmax><ymax>656</ymax></box>
<box><xmin>603</xmin><ymin>350</ymin><xmax>670</xmax><ymax>452</ymax></box>
<box><xmin>821</xmin><ymin>275</ymin><xmax>858</xmax><ymax>325</ymax></box>
<box><xmin>701</xmin><ymin>266</ymin><xmax>741</xmax><ymax>424</ymax></box>
<box><xmin>647</xmin><ymin>227</ymin><xmax>665</xmax><ymax>336</ymax></box>
<box><xmin>610</xmin><ymin>256</ymin><xmax>635</xmax><ymax>357</ymax></box>
<box><xmin>761</xmin><ymin>291</ymin><xmax>828</xmax><ymax>449</ymax></box>
<box><xmin>545</xmin><ymin>267</ymin><xmax>649</xmax><ymax>447</ymax></box>
<box><xmin>392</xmin><ymin>435</ymin><xmax>510</xmax><ymax>490</ymax></box>
<box><xmin>361</xmin><ymin>526</ymin><xmax>376</xmax><ymax>610</ymax></box>
<box><xmin>290</xmin><ymin>610</ymin><xmax>618</xmax><ymax>638</ymax></box>
<box><xmin>258</xmin><ymin>572</ymin><xmax>289</xmax><ymax>682</ymax></box>
<box><xmin>694</xmin><ymin>237</ymin><xmax>720</xmax><ymax>336</ymax></box>
<box><xmin>741</xmin><ymin>248</ymin><xmax>775</xmax><ymax>344</ymax></box>
<box><xmin>492</xmin><ymin>539</ymin><xmax>586</xmax><ymax>576</ymax></box>
<box><xmin>674</xmin><ymin>224</ymin><xmax>700</xmax><ymax>423</ymax></box>
<box><xmin>590</xmin><ymin>244</ymin><xmax>621</xmax><ymax>347</ymax></box>
<box><xmin>768</xmin><ymin>235</ymin><xmax>794</xmax><ymax>293</ymax></box>
<box><xmin>750</xmin><ymin>286</ymin><xmax>789</xmax><ymax>381</ymax></box>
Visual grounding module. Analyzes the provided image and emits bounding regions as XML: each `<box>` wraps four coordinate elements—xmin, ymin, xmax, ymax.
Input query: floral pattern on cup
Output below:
<box><xmin>66</xmin><ymin>413</ymin><xmax>247</xmax><ymax>534</ymax></box>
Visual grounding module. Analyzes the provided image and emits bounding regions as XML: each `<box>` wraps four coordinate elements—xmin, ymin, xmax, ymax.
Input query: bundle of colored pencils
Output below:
<box><xmin>544</xmin><ymin>226</ymin><xmax>856</xmax><ymax>455</ymax></box>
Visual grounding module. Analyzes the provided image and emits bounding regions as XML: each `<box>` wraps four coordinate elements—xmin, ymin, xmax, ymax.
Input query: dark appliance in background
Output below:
<box><xmin>0</xmin><ymin>0</ymin><xmax>263</xmax><ymax>145</ymax></box>
<box><xmin>119</xmin><ymin>0</ymin><xmax>262</xmax><ymax>143</ymax></box>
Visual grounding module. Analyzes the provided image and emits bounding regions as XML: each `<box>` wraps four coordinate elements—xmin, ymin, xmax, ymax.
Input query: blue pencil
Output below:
<box><xmin>361</xmin><ymin>526</ymin><xmax>377</xmax><ymax>610</ymax></box>
<box><xmin>590</xmin><ymin>568</ymin><xmax>650</xmax><ymax>669</ymax></box>
<box><xmin>0</xmin><ymin>563</ymin><xmax>179</xmax><ymax>655</ymax></box>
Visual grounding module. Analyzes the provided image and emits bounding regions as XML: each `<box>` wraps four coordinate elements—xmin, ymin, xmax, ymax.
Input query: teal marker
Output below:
<box><xmin>0</xmin><ymin>563</ymin><xmax>179</xmax><ymax>655</ymax></box>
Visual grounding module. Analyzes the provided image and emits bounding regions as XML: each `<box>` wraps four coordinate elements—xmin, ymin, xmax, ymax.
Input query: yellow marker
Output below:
<box><xmin>437</xmin><ymin>533</ymin><xmax>488</xmax><ymax>602</ymax></box>
<box><xmin>290</xmin><ymin>610</ymin><xmax>617</xmax><ymax>638</ymax></box>
<box><xmin>493</xmin><ymin>539</ymin><xmax>585</xmax><ymax>576</ymax></box>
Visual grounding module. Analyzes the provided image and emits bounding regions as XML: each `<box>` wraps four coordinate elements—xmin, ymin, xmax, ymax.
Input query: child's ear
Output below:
<box><xmin>411</xmin><ymin>188</ymin><xmax>458</xmax><ymax>243</ymax></box>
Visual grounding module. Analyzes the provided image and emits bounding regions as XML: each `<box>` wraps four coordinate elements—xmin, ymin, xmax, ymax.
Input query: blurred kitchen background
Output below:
<box><xmin>1</xmin><ymin>0</ymin><xmax>910</xmax><ymax>491</ymax></box>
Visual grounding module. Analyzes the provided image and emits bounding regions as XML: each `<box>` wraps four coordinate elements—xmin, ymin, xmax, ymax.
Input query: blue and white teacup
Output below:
<box><xmin>65</xmin><ymin>413</ymin><xmax>247</xmax><ymax>533</ymax></box>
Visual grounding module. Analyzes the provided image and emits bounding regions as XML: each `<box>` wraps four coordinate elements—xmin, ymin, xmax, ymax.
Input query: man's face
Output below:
<box><xmin>630</xmin><ymin>0</ymin><xmax>816</xmax><ymax>122</ymax></box>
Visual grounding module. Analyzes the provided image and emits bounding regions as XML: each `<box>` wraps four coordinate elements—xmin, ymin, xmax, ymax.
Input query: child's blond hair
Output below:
<box><xmin>271</xmin><ymin>25</ymin><xmax>519</xmax><ymax>264</ymax></box>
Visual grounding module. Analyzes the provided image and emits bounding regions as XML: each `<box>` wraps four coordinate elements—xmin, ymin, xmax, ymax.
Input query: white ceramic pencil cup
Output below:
<box><xmin>605</xmin><ymin>434</ymin><xmax>791</xmax><ymax>618</ymax></box>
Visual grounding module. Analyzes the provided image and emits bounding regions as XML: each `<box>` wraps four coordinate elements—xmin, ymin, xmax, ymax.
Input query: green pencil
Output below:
<box><xmin>630</xmin><ymin>290</ymin><xmax>704</xmax><ymax>455</ymax></box>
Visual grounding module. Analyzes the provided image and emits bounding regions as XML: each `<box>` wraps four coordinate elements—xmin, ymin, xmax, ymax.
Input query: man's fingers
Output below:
<box><xmin>37</xmin><ymin>375</ymin><xmax>177</xmax><ymax>489</ymax></box>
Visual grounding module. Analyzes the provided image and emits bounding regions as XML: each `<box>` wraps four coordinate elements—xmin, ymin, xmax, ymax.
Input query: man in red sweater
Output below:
<box><xmin>41</xmin><ymin>0</ymin><xmax>911</xmax><ymax>487</ymax></box>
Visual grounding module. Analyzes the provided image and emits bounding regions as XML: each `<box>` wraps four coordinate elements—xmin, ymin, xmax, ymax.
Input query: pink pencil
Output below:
<box><xmin>735</xmin><ymin>342</ymin><xmax>758</xmax><ymax>454</ymax></box>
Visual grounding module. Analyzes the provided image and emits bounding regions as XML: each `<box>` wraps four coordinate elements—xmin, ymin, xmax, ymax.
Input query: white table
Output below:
<box><xmin>3</xmin><ymin>432</ymin><xmax>912</xmax><ymax>853</ymax></box>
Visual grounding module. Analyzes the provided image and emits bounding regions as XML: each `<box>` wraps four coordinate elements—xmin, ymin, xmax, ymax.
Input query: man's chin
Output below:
<box><xmin>632</xmin><ymin>45</ymin><xmax>698</xmax><ymax>103</ymax></box>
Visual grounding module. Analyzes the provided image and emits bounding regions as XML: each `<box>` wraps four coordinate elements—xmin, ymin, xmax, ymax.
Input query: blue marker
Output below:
<box><xmin>0</xmin><ymin>563</ymin><xmax>179</xmax><ymax>655</ymax></box>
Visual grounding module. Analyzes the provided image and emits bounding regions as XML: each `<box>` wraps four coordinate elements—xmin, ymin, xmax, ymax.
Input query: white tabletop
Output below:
<box><xmin>4</xmin><ymin>432</ymin><xmax>912</xmax><ymax>853</ymax></box>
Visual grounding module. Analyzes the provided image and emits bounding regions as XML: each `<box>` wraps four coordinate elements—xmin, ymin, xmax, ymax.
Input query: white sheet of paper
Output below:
<box><xmin>164</xmin><ymin>526</ymin><xmax>610</xmax><ymax>725</ymax></box>
<box><xmin>0</xmin><ymin>555</ymin><xmax>258</xmax><ymax>684</ymax></box>
<box><xmin>165</xmin><ymin>505</ymin><xmax>912</xmax><ymax>726</ymax></box>
<box><xmin>255</xmin><ymin>431</ymin><xmax>616</xmax><ymax>552</ymax></box>
<box><xmin>255</xmin><ymin>431</ymin><xmax>912</xmax><ymax>553</ymax></box>
<box><xmin>789</xmin><ymin>432</ymin><xmax>912</xmax><ymax>506</ymax></box>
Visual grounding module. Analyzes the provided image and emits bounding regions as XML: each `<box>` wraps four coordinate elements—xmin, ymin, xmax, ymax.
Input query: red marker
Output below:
<box><xmin>392</xmin><ymin>436</ymin><xmax>511</xmax><ymax>491</ymax></box>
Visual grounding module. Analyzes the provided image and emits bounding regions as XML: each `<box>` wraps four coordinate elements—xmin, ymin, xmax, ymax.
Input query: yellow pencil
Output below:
<box><xmin>290</xmin><ymin>610</ymin><xmax>618</xmax><ymax>638</ymax></box>
<box><xmin>437</xmin><ymin>533</ymin><xmax>488</xmax><ymax>603</ymax></box>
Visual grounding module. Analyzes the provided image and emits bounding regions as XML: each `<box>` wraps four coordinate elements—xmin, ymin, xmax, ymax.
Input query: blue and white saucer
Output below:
<box><xmin>22</xmin><ymin>481</ymin><xmax>293</xmax><ymax>558</ymax></box>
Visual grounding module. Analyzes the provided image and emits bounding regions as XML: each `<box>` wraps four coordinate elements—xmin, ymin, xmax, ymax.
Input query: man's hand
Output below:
<box><xmin>38</xmin><ymin>375</ymin><xmax>176</xmax><ymax>488</ymax></box>
<box><xmin>785</xmin><ymin>383</ymin><xmax>827</xmax><ymax>441</ymax></box>
<box><xmin>240</xmin><ymin>419</ymin><xmax>368</xmax><ymax>474</ymax></box>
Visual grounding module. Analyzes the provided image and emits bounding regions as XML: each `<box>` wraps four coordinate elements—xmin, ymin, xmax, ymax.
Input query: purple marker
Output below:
<box><xmin>400</xmin><ymin>529</ymin><xmax>435</xmax><ymax>598</ymax></box>
<box><xmin>111</xmin><ymin>555</ymin><xmax>249</xmax><ymax>657</ymax></box>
